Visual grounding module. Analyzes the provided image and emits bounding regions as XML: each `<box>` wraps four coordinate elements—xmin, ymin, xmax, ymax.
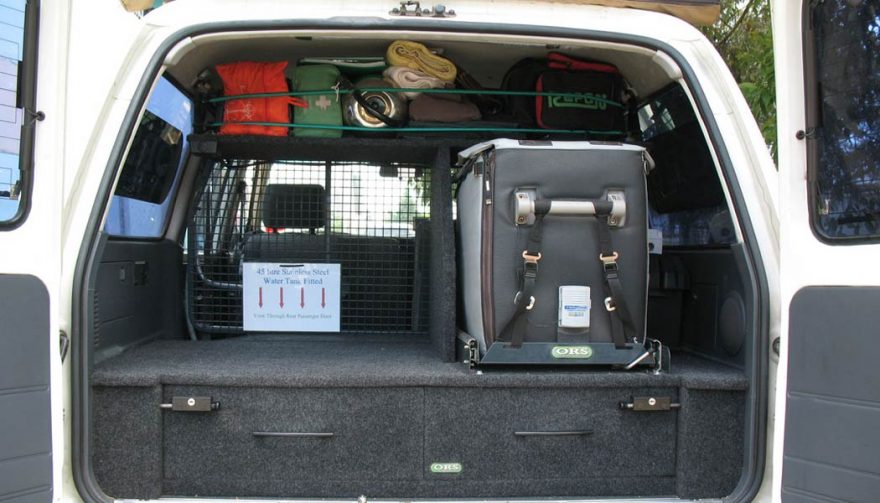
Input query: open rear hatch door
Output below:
<box><xmin>0</xmin><ymin>1</ymin><xmax>55</xmax><ymax>502</ymax></box>
<box><xmin>775</xmin><ymin>0</ymin><xmax>880</xmax><ymax>500</ymax></box>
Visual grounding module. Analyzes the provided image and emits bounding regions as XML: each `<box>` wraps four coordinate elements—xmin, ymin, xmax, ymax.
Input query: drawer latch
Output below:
<box><xmin>619</xmin><ymin>396</ymin><xmax>680</xmax><ymax>412</ymax></box>
<box><xmin>160</xmin><ymin>396</ymin><xmax>221</xmax><ymax>412</ymax></box>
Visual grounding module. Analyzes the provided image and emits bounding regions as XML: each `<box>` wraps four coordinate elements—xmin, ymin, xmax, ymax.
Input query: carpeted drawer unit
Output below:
<box><xmin>161</xmin><ymin>387</ymin><xmax>424</xmax><ymax>495</ymax></box>
<box><xmin>91</xmin><ymin>340</ymin><xmax>747</xmax><ymax>500</ymax></box>
<box><xmin>424</xmin><ymin>387</ymin><xmax>677</xmax><ymax>482</ymax></box>
<box><xmin>93</xmin><ymin>384</ymin><xmax>742</xmax><ymax>499</ymax></box>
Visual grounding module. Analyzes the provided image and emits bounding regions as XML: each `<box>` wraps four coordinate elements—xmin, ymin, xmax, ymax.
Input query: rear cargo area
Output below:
<box><xmin>83</xmin><ymin>30</ymin><xmax>756</xmax><ymax>501</ymax></box>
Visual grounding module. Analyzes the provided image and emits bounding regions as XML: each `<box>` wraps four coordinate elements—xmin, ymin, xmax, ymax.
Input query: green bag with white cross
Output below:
<box><xmin>293</xmin><ymin>64</ymin><xmax>343</xmax><ymax>138</ymax></box>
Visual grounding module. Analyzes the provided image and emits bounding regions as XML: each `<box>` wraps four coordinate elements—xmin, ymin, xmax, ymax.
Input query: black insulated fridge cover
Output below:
<box><xmin>456</xmin><ymin>139</ymin><xmax>652</xmax><ymax>366</ymax></box>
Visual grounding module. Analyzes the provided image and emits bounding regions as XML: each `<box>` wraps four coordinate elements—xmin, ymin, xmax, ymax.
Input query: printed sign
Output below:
<box><xmin>430</xmin><ymin>462</ymin><xmax>463</xmax><ymax>474</ymax></box>
<box><xmin>551</xmin><ymin>345</ymin><xmax>594</xmax><ymax>359</ymax></box>
<box><xmin>242</xmin><ymin>262</ymin><xmax>341</xmax><ymax>332</ymax></box>
<box><xmin>547</xmin><ymin>93</ymin><xmax>608</xmax><ymax>111</ymax></box>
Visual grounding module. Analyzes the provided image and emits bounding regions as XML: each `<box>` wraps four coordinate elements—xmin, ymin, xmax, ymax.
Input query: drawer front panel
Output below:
<box><xmin>424</xmin><ymin>387</ymin><xmax>677</xmax><ymax>481</ymax></box>
<box><xmin>163</xmin><ymin>387</ymin><xmax>424</xmax><ymax>485</ymax></box>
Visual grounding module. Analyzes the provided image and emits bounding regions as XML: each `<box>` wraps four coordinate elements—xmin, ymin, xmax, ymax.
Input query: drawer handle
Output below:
<box><xmin>252</xmin><ymin>431</ymin><xmax>334</xmax><ymax>438</ymax></box>
<box><xmin>513</xmin><ymin>430</ymin><xmax>593</xmax><ymax>437</ymax></box>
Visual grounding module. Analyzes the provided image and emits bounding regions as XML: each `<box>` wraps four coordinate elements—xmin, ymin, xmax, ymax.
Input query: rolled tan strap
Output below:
<box><xmin>386</xmin><ymin>40</ymin><xmax>457</xmax><ymax>82</ymax></box>
<box><xmin>383</xmin><ymin>66</ymin><xmax>450</xmax><ymax>100</ymax></box>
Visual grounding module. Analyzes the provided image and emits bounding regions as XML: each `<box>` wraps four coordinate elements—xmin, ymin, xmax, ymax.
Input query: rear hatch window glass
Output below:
<box><xmin>810</xmin><ymin>0</ymin><xmax>880</xmax><ymax>240</ymax></box>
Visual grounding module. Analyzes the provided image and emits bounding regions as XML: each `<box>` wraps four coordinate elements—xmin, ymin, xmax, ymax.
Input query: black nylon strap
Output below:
<box><xmin>498</xmin><ymin>201</ymin><xmax>639</xmax><ymax>351</ymax></box>
<box><xmin>595</xmin><ymin>208</ymin><xmax>638</xmax><ymax>348</ymax></box>
<box><xmin>499</xmin><ymin>210</ymin><xmax>547</xmax><ymax>348</ymax></box>
<box><xmin>525</xmin><ymin>206</ymin><xmax>547</xmax><ymax>256</ymax></box>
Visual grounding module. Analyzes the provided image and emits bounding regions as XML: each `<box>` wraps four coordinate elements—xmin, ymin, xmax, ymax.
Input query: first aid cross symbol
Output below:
<box><xmin>314</xmin><ymin>95</ymin><xmax>332</xmax><ymax>111</ymax></box>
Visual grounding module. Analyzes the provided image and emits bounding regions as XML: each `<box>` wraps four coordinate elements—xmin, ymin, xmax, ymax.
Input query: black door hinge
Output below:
<box><xmin>59</xmin><ymin>331</ymin><xmax>70</xmax><ymax>363</ymax></box>
<box><xmin>796</xmin><ymin>127</ymin><xmax>818</xmax><ymax>140</ymax></box>
<box><xmin>25</xmin><ymin>109</ymin><xmax>45</xmax><ymax>125</ymax></box>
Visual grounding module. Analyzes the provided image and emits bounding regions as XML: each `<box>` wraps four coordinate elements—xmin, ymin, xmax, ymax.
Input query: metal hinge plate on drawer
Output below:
<box><xmin>457</xmin><ymin>331</ymin><xmax>480</xmax><ymax>369</ymax></box>
<box><xmin>160</xmin><ymin>396</ymin><xmax>220</xmax><ymax>412</ymax></box>
<box><xmin>619</xmin><ymin>396</ymin><xmax>680</xmax><ymax>412</ymax></box>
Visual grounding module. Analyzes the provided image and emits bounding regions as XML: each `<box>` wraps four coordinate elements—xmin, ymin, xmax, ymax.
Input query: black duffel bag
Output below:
<box><xmin>502</xmin><ymin>52</ymin><xmax>629</xmax><ymax>137</ymax></box>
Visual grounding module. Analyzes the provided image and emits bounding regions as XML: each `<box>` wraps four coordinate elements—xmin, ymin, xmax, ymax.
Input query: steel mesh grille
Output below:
<box><xmin>188</xmin><ymin>159</ymin><xmax>432</xmax><ymax>334</ymax></box>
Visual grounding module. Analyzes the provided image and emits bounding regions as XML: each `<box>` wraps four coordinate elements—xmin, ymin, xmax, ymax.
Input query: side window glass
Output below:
<box><xmin>640</xmin><ymin>85</ymin><xmax>736</xmax><ymax>247</ymax></box>
<box><xmin>105</xmin><ymin>77</ymin><xmax>193</xmax><ymax>238</ymax></box>
<box><xmin>0</xmin><ymin>0</ymin><xmax>36</xmax><ymax>224</ymax></box>
<box><xmin>810</xmin><ymin>0</ymin><xmax>880</xmax><ymax>240</ymax></box>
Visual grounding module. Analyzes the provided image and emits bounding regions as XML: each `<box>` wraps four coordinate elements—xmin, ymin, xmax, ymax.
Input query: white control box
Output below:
<box><xmin>558</xmin><ymin>286</ymin><xmax>591</xmax><ymax>329</ymax></box>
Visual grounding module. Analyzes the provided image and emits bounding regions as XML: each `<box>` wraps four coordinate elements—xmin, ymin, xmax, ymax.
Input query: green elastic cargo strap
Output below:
<box><xmin>207</xmin><ymin>121</ymin><xmax>624</xmax><ymax>136</ymax></box>
<box><xmin>207</xmin><ymin>87</ymin><xmax>625</xmax><ymax>110</ymax></box>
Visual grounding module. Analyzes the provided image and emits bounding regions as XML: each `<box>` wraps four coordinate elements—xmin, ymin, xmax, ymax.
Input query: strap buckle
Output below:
<box><xmin>522</xmin><ymin>251</ymin><xmax>542</xmax><ymax>264</ymax></box>
<box><xmin>522</xmin><ymin>251</ymin><xmax>541</xmax><ymax>279</ymax></box>
<box><xmin>599</xmin><ymin>251</ymin><xmax>619</xmax><ymax>273</ymax></box>
<box><xmin>514</xmin><ymin>292</ymin><xmax>536</xmax><ymax>310</ymax></box>
<box><xmin>604</xmin><ymin>297</ymin><xmax>617</xmax><ymax>312</ymax></box>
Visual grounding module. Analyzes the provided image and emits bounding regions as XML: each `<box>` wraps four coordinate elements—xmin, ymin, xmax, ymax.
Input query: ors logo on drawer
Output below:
<box><xmin>430</xmin><ymin>462</ymin><xmax>463</xmax><ymax>474</ymax></box>
<box><xmin>551</xmin><ymin>345</ymin><xmax>593</xmax><ymax>359</ymax></box>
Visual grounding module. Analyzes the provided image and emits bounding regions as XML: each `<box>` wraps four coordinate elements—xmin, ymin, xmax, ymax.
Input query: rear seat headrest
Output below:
<box><xmin>262</xmin><ymin>184</ymin><xmax>326</xmax><ymax>231</ymax></box>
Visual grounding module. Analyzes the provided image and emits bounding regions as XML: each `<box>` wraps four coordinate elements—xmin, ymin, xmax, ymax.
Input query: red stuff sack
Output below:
<box><xmin>215</xmin><ymin>61</ymin><xmax>307</xmax><ymax>136</ymax></box>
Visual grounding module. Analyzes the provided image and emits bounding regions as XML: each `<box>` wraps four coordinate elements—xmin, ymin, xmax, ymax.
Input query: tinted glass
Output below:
<box><xmin>114</xmin><ymin>110</ymin><xmax>182</xmax><ymax>203</ymax></box>
<box><xmin>811</xmin><ymin>0</ymin><xmax>880</xmax><ymax>239</ymax></box>
<box><xmin>0</xmin><ymin>0</ymin><xmax>27</xmax><ymax>222</ymax></box>
<box><xmin>640</xmin><ymin>85</ymin><xmax>735</xmax><ymax>247</ymax></box>
<box><xmin>640</xmin><ymin>85</ymin><xmax>695</xmax><ymax>141</ymax></box>
<box><xmin>105</xmin><ymin>77</ymin><xmax>192</xmax><ymax>237</ymax></box>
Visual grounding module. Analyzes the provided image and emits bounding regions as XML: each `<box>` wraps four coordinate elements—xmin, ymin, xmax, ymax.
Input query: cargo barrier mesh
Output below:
<box><xmin>187</xmin><ymin>159</ymin><xmax>432</xmax><ymax>335</ymax></box>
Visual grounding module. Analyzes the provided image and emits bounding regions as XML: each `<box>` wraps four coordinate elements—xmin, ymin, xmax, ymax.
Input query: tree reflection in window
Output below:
<box><xmin>813</xmin><ymin>0</ymin><xmax>880</xmax><ymax>239</ymax></box>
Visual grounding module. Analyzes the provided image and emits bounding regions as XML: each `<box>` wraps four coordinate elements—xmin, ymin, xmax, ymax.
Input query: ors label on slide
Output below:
<box><xmin>242</xmin><ymin>262</ymin><xmax>341</xmax><ymax>332</ymax></box>
<box><xmin>551</xmin><ymin>345</ymin><xmax>593</xmax><ymax>359</ymax></box>
<box><xmin>430</xmin><ymin>462</ymin><xmax>463</xmax><ymax>474</ymax></box>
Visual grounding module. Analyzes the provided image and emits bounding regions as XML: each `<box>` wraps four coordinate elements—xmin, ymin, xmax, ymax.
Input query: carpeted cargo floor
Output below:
<box><xmin>92</xmin><ymin>334</ymin><xmax>747</xmax><ymax>389</ymax></box>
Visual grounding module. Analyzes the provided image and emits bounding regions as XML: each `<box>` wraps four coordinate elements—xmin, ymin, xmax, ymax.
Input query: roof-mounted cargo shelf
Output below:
<box><xmin>188</xmin><ymin>134</ymin><xmax>488</xmax><ymax>164</ymax></box>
